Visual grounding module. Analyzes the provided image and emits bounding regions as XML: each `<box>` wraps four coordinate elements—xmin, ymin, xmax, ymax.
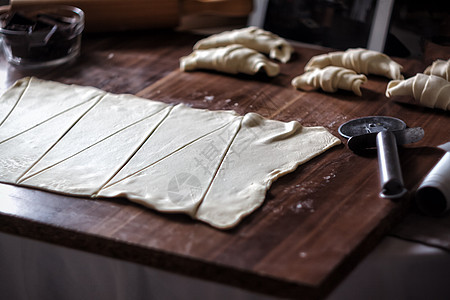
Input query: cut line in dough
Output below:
<box><xmin>0</xmin><ymin>99</ymin><xmax>101</xmax><ymax>183</ymax></box>
<box><xmin>19</xmin><ymin>93</ymin><xmax>170</xmax><ymax>183</ymax></box>
<box><xmin>0</xmin><ymin>77</ymin><xmax>104</xmax><ymax>139</ymax></box>
<box><xmin>98</xmin><ymin>117</ymin><xmax>243</xmax><ymax>216</ymax></box>
<box><xmin>101</xmin><ymin>103</ymin><xmax>240</xmax><ymax>189</ymax></box>
<box><xmin>196</xmin><ymin>113</ymin><xmax>340</xmax><ymax>228</ymax></box>
<box><xmin>20</xmin><ymin>106</ymin><xmax>173</xmax><ymax>195</ymax></box>
<box><xmin>0</xmin><ymin>77</ymin><xmax>30</xmax><ymax>127</ymax></box>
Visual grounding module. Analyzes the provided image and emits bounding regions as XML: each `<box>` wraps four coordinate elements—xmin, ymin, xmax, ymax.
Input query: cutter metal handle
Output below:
<box><xmin>376</xmin><ymin>131</ymin><xmax>407</xmax><ymax>199</ymax></box>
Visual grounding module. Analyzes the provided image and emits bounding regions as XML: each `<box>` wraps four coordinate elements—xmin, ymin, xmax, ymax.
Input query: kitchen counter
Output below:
<box><xmin>0</xmin><ymin>29</ymin><xmax>449</xmax><ymax>299</ymax></box>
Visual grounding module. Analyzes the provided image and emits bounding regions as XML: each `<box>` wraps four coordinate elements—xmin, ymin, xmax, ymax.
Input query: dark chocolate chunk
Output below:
<box><xmin>4</xmin><ymin>13</ymin><xmax>34</xmax><ymax>32</ymax></box>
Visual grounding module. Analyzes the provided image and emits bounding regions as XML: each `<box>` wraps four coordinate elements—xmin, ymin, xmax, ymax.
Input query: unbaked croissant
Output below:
<box><xmin>305</xmin><ymin>48</ymin><xmax>403</xmax><ymax>80</ymax></box>
<box><xmin>180</xmin><ymin>44</ymin><xmax>280</xmax><ymax>77</ymax></box>
<box><xmin>386</xmin><ymin>74</ymin><xmax>450</xmax><ymax>110</ymax></box>
<box><xmin>193</xmin><ymin>26</ymin><xmax>294</xmax><ymax>63</ymax></box>
<box><xmin>424</xmin><ymin>59</ymin><xmax>450</xmax><ymax>81</ymax></box>
<box><xmin>291</xmin><ymin>66</ymin><xmax>367</xmax><ymax>96</ymax></box>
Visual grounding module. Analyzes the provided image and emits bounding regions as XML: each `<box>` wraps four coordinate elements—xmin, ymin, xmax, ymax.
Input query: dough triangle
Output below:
<box><xmin>106</xmin><ymin>103</ymin><xmax>240</xmax><ymax>186</ymax></box>
<box><xmin>98</xmin><ymin>117</ymin><xmax>242</xmax><ymax>216</ymax></box>
<box><xmin>196</xmin><ymin>113</ymin><xmax>341</xmax><ymax>229</ymax></box>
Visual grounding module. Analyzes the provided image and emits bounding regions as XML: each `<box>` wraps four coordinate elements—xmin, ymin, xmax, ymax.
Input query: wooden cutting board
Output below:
<box><xmin>0</xmin><ymin>31</ymin><xmax>448</xmax><ymax>299</ymax></box>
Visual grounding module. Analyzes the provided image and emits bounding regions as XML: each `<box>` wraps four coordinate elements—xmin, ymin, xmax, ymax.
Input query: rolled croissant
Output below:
<box><xmin>305</xmin><ymin>48</ymin><xmax>403</xmax><ymax>80</ymax></box>
<box><xmin>180</xmin><ymin>44</ymin><xmax>280</xmax><ymax>77</ymax></box>
<box><xmin>291</xmin><ymin>66</ymin><xmax>367</xmax><ymax>96</ymax></box>
<box><xmin>424</xmin><ymin>59</ymin><xmax>450</xmax><ymax>81</ymax></box>
<box><xmin>193</xmin><ymin>26</ymin><xmax>294</xmax><ymax>63</ymax></box>
<box><xmin>386</xmin><ymin>74</ymin><xmax>450</xmax><ymax>110</ymax></box>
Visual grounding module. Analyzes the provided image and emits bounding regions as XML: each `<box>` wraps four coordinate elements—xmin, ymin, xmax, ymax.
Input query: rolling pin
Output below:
<box><xmin>4</xmin><ymin>0</ymin><xmax>253</xmax><ymax>32</ymax></box>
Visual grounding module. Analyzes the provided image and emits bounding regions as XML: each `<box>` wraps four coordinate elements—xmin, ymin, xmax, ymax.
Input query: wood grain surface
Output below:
<box><xmin>0</xmin><ymin>30</ymin><xmax>449</xmax><ymax>299</ymax></box>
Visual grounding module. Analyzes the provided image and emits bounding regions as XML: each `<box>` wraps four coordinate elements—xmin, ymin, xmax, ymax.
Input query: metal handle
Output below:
<box><xmin>376</xmin><ymin>131</ymin><xmax>407</xmax><ymax>199</ymax></box>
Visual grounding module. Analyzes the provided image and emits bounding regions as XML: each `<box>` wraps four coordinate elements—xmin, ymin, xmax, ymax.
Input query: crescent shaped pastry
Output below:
<box><xmin>305</xmin><ymin>48</ymin><xmax>404</xmax><ymax>80</ymax></box>
<box><xmin>291</xmin><ymin>66</ymin><xmax>367</xmax><ymax>96</ymax></box>
<box><xmin>180</xmin><ymin>44</ymin><xmax>280</xmax><ymax>77</ymax></box>
<box><xmin>424</xmin><ymin>59</ymin><xmax>450</xmax><ymax>81</ymax></box>
<box><xmin>386</xmin><ymin>74</ymin><xmax>450</xmax><ymax>110</ymax></box>
<box><xmin>193</xmin><ymin>26</ymin><xmax>294</xmax><ymax>63</ymax></box>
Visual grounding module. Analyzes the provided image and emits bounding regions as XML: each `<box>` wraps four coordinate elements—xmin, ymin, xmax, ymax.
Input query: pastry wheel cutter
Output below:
<box><xmin>338</xmin><ymin>116</ymin><xmax>424</xmax><ymax>199</ymax></box>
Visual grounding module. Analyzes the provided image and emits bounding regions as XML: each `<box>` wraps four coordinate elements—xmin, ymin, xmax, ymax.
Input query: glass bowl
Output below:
<box><xmin>0</xmin><ymin>6</ymin><xmax>84</xmax><ymax>68</ymax></box>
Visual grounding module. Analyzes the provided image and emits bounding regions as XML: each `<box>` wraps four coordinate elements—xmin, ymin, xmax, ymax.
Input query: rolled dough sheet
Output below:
<box><xmin>0</xmin><ymin>77</ymin><xmax>341</xmax><ymax>229</ymax></box>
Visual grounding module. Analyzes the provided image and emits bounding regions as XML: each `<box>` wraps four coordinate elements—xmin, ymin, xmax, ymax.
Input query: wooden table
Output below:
<box><xmin>0</xmin><ymin>30</ymin><xmax>449</xmax><ymax>299</ymax></box>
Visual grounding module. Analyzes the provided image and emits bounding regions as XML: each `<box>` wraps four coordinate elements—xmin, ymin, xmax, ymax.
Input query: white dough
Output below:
<box><xmin>0</xmin><ymin>100</ymin><xmax>99</xmax><ymax>183</ymax></box>
<box><xmin>20</xmin><ymin>105</ymin><xmax>172</xmax><ymax>195</ymax></box>
<box><xmin>0</xmin><ymin>77</ymin><xmax>341</xmax><ymax>229</ymax></box>
<box><xmin>194</xmin><ymin>26</ymin><xmax>294</xmax><ymax>63</ymax></box>
<box><xmin>196</xmin><ymin>113</ymin><xmax>341</xmax><ymax>229</ymax></box>
<box><xmin>180</xmin><ymin>44</ymin><xmax>280</xmax><ymax>77</ymax></box>
<box><xmin>291</xmin><ymin>66</ymin><xmax>367</xmax><ymax>96</ymax></box>
<box><xmin>20</xmin><ymin>93</ymin><xmax>170</xmax><ymax>184</ymax></box>
<box><xmin>305</xmin><ymin>48</ymin><xmax>404</xmax><ymax>80</ymax></box>
<box><xmin>424</xmin><ymin>59</ymin><xmax>450</xmax><ymax>81</ymax></box>
<box><xmin>103</xmin><ymin>103</ymin><xmax>240</xmax><ymax>188</ymax></box>
<box><xmin>0</xmin><ymin>79</ymin><xmax>29</xmax><ymax>125</ymax></box>
<box><xmin>0</xmin><ymin>77</ymin><xmax>104</xmax><ymax>140</ymax></box>
<box><xmin>0</xmin><ymin>77</ymin><xmax>103</xmax><ymax>182</ymax></box>
<box><xmin>386</xmin><ymin>74</ymin><xmax>450</xmax><ymax>110</ymax></box>
<box><xmin>98</xmin><ymin>117</ymin><xmax>242</xmax><ymax>216</ymax></box>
